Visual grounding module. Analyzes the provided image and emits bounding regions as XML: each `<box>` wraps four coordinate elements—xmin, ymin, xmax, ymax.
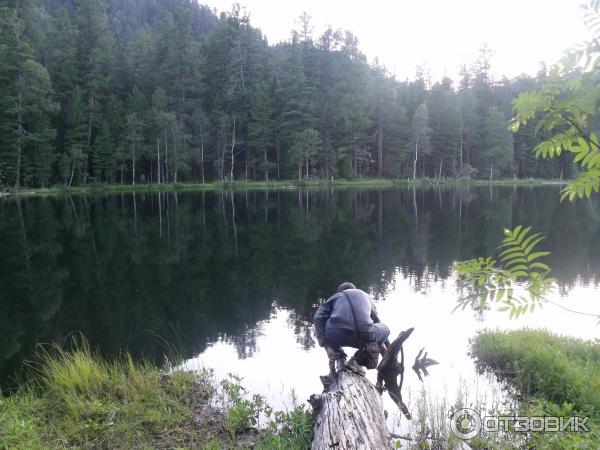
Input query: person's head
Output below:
<box><xmin>337</xmin><ymin>282</ymin><xmax>356</xmax><ymax>292</ymax></box>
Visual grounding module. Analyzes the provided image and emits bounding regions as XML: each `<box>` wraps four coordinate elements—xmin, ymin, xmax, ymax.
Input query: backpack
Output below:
<box><xmin>340</xmin><ymin>291</ymin><xmax>380</xmax><ymax>369</ymax></box>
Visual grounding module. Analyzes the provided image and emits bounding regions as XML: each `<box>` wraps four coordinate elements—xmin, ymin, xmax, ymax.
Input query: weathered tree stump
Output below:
<box><xmin>310</xmin><ymin>370</ymin><xmax>390</xmax><ymax>450</ymax></box>
<box><xmin>309</xmin><ymin>328</ymin><xmax>438</xmax><ymax>450</ymax></box>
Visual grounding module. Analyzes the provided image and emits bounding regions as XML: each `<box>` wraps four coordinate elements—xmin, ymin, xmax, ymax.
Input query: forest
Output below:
<box><xmin>0</xmin><ymin>0</ymin><xmax>576</xmax><ymax>189</ymax></box>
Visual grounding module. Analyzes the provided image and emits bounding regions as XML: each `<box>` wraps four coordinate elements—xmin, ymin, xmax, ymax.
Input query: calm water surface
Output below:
<box><xmin>1</xmin><ymin>187</ymin><xmax>599</xmax><ymax>422</ymax></box>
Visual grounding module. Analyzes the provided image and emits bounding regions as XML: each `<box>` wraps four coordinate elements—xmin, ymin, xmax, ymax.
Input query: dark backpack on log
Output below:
<box><xmin>341</xmin><ymin>291</ymin><xmax>380</xmax><ymax>369</ymax></box>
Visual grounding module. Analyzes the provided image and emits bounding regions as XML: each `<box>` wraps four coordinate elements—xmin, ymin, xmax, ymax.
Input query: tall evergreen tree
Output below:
<box><xmin>62</xmin><ymin>86</ymin><xmax>87</xmax><ymax>185</ymax></box>
<box><xmin>428</xmin><ymin>78</ymin><xmax>460</xmax><ymax>178</ymax></box>
<box><xmin>411</xmin><ymin>103</ymin><xmax>432</xmax><ymax>180</ymax></box>
<box><xmin>0</xmin><ymin>6</ymin><xmax>57</xmax><ymax>188</ymax></box>
<box><xmin>482</xmin><ymin>106</ymin><xmax>513</xmax><ymax>180</ymax></box>
<box><xmin>248</xmin><ymin>81</ymin><xmax>274</xmax><ymax>182</ymax></box>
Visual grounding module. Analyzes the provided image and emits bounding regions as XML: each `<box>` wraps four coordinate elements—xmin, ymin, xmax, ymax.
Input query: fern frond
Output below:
<box><xmin>453</xmin><ymin>226</ymin><xmax>555</xmax><ymax>319</ymax></box>
<box><xmin>561</xmin><ymin>169</ymin><xmax>600</xmax><ymax>201</ymax></box>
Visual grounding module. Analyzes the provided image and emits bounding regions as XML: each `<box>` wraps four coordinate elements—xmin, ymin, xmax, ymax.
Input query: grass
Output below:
<box><xmin>469</xmin><ymin>329</ymin><xmax>600</xmax><ymax>449</ymax></box>
<box><xmin>393</xmin><ymin>376</ymin><xmax>525</xmax><ymax>449</ymax></box>
<box><xmin>0</xmin><ymin>341</ymin><xmax>313</xmax><ymax>449</ymax></box>
<box><xmin>1</xmin><ymin>177</ymin><xmax>567</xmax><ymax>197</ymax></box>
<box><xmin>399</xmin><ymin>330</ymin><xmax>600</xmax><ymax>449</ymax></box>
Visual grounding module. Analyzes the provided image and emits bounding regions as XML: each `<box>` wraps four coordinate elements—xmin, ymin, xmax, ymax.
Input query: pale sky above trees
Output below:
<box><xmin>203</xmin><ymin>0</ymin><xmax>590</xmax><ymax>82</ymax></box>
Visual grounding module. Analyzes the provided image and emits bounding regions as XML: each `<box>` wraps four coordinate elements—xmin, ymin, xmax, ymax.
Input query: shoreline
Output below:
<box><xmin>1</xmin><ymin>177</ymin><xmax>569</xmax><ymax>198</ymax></box>
<box><xmin>3</xmin><ymin>330</ymin><xmax>597</xmax><ymax>448</ymax></box>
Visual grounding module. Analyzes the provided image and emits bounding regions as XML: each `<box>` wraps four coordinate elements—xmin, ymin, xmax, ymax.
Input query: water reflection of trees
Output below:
<box><xmin>1</xmin><ymin>187</ymin><xmax>598</xmax><ymax>388</ymax></box>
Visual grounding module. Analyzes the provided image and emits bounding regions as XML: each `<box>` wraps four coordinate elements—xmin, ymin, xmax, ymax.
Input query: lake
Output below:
<box><xmin>1</xmin><ymin>186</ymin><xmax>598</xmax><ymax>425</ymax></box>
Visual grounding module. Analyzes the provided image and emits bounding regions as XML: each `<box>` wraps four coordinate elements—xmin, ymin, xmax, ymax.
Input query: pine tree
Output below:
<box><xmin>383</xmin><ymin>100</ymin><xmax>410</xmax><ymax>178</ymax></box>
<box><xmin>428</xmin><ymin>78</ymin><xmax>460</xmax><ymax>178</ymax></box>
<box><xmin>75</xmin><ymin>0</ymin><xmax>114</xmax><ymax>181</ymax></box>
<box><xmin>63</xmin><ymin>86</ymin><xmax>87</xmax><ymax>186</ymax></box>
<box><xmin>482</xmin><ymin>106</ymin><xmax>513</xmax><ymax>180</ymax></box>
<box><xmin>276</xmin><ymin>35</ymin><xmax>316</xmax><ymax>178</ymax></box>
<box><xmin>248</xmin><ymin>81</ymin><xmax>273</xmax><ymax>182</ymax></box>
<box><xmin>411</xmin><ymin>103</ymin><xmax>432</xmax><ymax>180</ymax></box>
<box><xmin>0</xmin><ymin>6</ymin><xmax>57</xmax><ymax>188</ymax></box>
<box><xmin>288</xmin><ymin>128</ymin><xmax>321</xmax><ymax>180</ymax></box>
<box><xmin>125</xmin><ymin>112</ymin><xmax>143</xmax><ymax>185</ymax></box>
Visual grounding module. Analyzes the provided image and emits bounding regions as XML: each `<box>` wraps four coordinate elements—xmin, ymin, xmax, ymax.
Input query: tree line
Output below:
<box><xmin>0</xmin><ymin>0</ymin><xmax>576</xmax><ymax>188</ymax></box>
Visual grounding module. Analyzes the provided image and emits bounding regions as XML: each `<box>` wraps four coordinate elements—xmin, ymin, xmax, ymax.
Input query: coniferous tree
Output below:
<box><xmin>482</xmin><ymin>106</ymin><xmax>513</xmax><ymax>180</ymax></box>
<box><xmin>411</xmin><ymin>103</ymin><xmax>432</xmax><ymax>180</ymax></box>
<box><xmin>75</xmin><ymin>0</ymin><xmax>114</xmax><ymax>182</ymax></box>
<box><xmin>289</xmin><ymin>128</ymin><xmax>321</xmax><ymax>180</ymax></box>
<box><xmin>248</xmin><ymin>81</ymin><xmax>274</xmax><ymax>182</ymax></box>
<box><xmin>428</xmin><ymin>78</ymin><xmax>460</xmax><ymax>178</ymax></box>
<box><xmin>0</xmin><ymin>6</ymin><xmax>57</xmax><ymax>188</ymax></box>
<box><xmin>62</xmin><ymin>86</ymin><xmax>87</xmax><ymax>186</ymax></box>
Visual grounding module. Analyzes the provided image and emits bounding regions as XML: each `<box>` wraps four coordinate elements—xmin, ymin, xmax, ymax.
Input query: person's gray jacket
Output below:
<box><xmin>314</xmin><ymin>288</ymin><xmax>381</xmax><ymax>347</ymax></box>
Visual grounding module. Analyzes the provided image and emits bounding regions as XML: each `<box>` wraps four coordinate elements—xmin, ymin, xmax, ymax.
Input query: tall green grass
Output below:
<box><xmin>0</xmin><ymin>341</ymin><xmax>204</xmax><ymax>449</ymax></box>
<box><xmin>470</xmin><ymin>329</ymin><xmax>600</xmax><ymax>415</ymax></box>
<box><xmin>470</xmin><ymin>329</ymin><xmax>600</xmax><ymax>449</ymax></box>
<box><xmin>0</xmin><ymin>341</ymin><xmax>313</xmax><ymax>449</ymax></box>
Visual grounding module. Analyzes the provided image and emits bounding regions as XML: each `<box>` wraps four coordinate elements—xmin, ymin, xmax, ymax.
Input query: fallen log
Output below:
<box><xmin>309</xmin><ymin>328</ymin><xmax>438</xmax><ymax>450</ymax></box>
<box><xmin>309</xmin><ymin>370</ymin><xmax>390</xmax><ymax>449</ymax></box>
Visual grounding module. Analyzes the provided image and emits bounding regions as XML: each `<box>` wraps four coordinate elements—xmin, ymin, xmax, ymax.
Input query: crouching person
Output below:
<box><xmin>314</xmin><ymin>282</ymin><xmax>390</xmax><ymax>376</ymax></box>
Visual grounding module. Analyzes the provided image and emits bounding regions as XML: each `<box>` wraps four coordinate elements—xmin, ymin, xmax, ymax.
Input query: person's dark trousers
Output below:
<box><xmin>325</xmin><ymin>321</ymin><xmax>390</xmax><ymax>356</ymax></box>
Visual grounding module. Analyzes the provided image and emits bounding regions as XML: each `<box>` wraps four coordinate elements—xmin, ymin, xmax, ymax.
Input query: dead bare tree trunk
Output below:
<box><xmin>173</xmin><ymin>126</ymin><xmax>178</xmax><ymax>183</ymax></box>
<box><xmin>264</xmin><ymin>147</ymin><xmax>268</xmax><ymax>183</ymax></box>
<box><xmin>164</xmin><ymin>130</ymin><xmax>169</xmax><ymax>184</ymax></box>
<box><xmin>459</xmin><ymin>119</ymin><xmax>464</xmax><ymax>170</ymax></box>
<box><xmin>84</xmin><ymin>95</ymin><xmax>94</xmax><ymax>185</ymax></box>
<box><xmin>377</xmin><ymin>99</ymin><xmax>384</xmax><ymax>179</ymax></box>
<box><xmin>200</xmin><ymin>129</ymin><xmax>205</xmax><ymax>184</ymax></box>
<box><xmin>277</xmin><ymin>141</ymin><xmax>281</xmax><ymax>180</ymax></box>
<box><xmin>131</xmin><ymin>139</ymin><xmax>136</xmax><ymax>186</ymax></box>
<box><xmin>15</xmin><ymin>88</ymin><xmax>23</xmax><ymax>189</ymax></box>
<box><xmin>413</xmin><ymin>134</ymin><xmax>419</xmax><ymax>181</ymax></box>
<box><xmin>305</xmin><ymin>153</ymin><xmax>309</xmax><ymax>179</ymax></box>
<box><xmin>68</xmin><ymin>162</ymin><xmax>75</xmax><ymax>188</ymax></box>
<box><xmin>230</xmin><ymin>117</ymin><xmax>236</xmax><ymax>182</ymax></box>
<box><xmin>157</xmin><ymin>139</ymin><xmax>161</xmax><ymax>185</ymax></box>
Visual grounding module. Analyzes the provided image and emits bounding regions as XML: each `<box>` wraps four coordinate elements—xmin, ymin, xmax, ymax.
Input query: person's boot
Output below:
<box><xmin>345</xmin><ymin>356</ymin><xmax>366</xmax><ymax>376</ymax></box>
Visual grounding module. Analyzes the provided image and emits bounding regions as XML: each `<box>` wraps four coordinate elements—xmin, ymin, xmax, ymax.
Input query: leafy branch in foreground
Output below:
<box><xmin>453</xmin><ymin>226</ymin><xmax>556</xmax><ymax>318</ymax></box>
<box><xmin>511</xmin><ymin>0</ymin><xmax>600</xmax><ymax>201</ymax></box>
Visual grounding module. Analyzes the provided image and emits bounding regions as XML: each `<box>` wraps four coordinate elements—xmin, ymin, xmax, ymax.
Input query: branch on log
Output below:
<box><xmin>376</xmin><ymin>328</ymin><xmax>414</xmax><ymax>420</ymax></box>
<box><xmin>412</xmin><ymin>347</ymin><xmax>439</xmax><ymax>382</ymax></box>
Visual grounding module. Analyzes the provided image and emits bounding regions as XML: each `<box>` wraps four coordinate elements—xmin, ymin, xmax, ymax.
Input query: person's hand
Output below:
<box><xmin>325</xmin><ymin>347</ymin><xmax>339</xmax><ymax>361</ymax></box>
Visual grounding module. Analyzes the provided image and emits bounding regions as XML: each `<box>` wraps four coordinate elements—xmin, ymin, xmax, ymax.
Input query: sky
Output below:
<box><xmin>201</xmin><ymin>0</ymin><xmax>591</xmax><ymax>83</ymax></box>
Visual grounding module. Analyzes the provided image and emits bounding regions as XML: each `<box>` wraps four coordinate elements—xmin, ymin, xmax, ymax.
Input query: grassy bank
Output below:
<box><xmin>0</xmin><ymin>343</ymin><xmax>313</xmax><ymax>449</ymax></box>
<box><xmin>1</xmin><ymin>177</ymin><xmax>567</xmax><ymax>197</ymax></box>
<box><xmin>470</xmin><ymin>329</ymin><xmax>600</xmax><ymax>449</ymax></box>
